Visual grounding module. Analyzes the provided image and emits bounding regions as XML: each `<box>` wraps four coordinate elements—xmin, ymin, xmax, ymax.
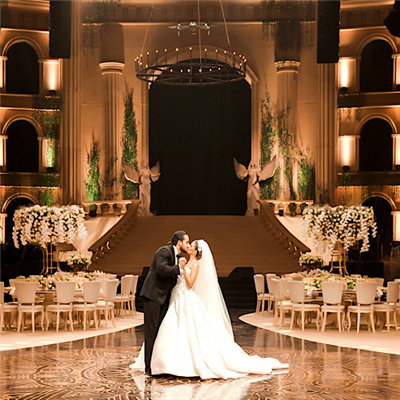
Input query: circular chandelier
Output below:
<box><xmin>135</xmin><ymin>0</ymin><xmax>246</xmax><ymax>85</ymax></box>
<box><xmin>135</xmin><ymin>46</ymin><xmax>246</xmax><ymax>85</ymax></box>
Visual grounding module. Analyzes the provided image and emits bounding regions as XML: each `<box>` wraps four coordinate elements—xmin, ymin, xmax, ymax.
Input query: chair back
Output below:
<box><xmin>131</xmin><ymin>275</ymin><xmax>139</xmax><ymax>295</ymax></box>
<box><xmin>103</xmin><ymin>279</ymin><xmax>119</xmax><ymax>302</ymax></box>
<box><xmin>14</xmin><ymin>282</ymin><xmax>37</xmax><ymax>303</ymax></box>
<box><xmin>55</xmin><ymin>281</ymin><xmax>77</xmax><ymax>303</ymax></box>
<box><xmin>0</xmin><ymin>281</ymin><xmax>4</xmax><ymax>304</ymax></box>
<box><xmin>386</xmin><ymin>281</ymin><xmax>400</xmax><ymax>303</ymax></box>
<box><xmin>287</xmin><ymin>281</ymin><xmax>305</xmax><ymax>303</ymax></box>
<box><xmin>120</xmin><ymin>275</ymin><xmax>134</xmax><ymax>295</ymax></box>
<box><xmin>355</xmin><ymin>282</ymin><xmax>377</xmax><ymax>304</ymax></box>
<box><xmin>321</xmin><ymin>281</ymin><xmax>344</xmax><ymax>304</ymax></box>
<box><xmin>271</xmin><ymin>278</ymin><xmax>283</xmax><ymax>301</ymax></box>
<box><xmin>266</xmin><ymin>274</ymin><xmax>277</xmax><ymax>295</ymax></box>
<box><xmin>372</xmin><ymin>277</ymin><xmax>384</xmax><ymax>287</ymax></box>
<box><xmin>280</xmin><ymin>278</ymin><xmax>292</xmax><ymax>299</ymax></box>
<box><xmin>82</xmin><ymin>281</ymin><xmax>101</xmax><ymax>303</ymax></box>
<box><xmin>253</xmin><ymin>274</ymin><xmax>265</xmax><ymax>294</ymax></box>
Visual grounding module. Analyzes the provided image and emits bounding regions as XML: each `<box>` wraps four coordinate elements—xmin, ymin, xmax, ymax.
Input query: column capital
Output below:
<box><xmin>275</xmin><ymin>60</ymin><xmax>300</xmax><ymax>73</ymax></box>
<box><xmin>99</xmin><ymin>62</ymin><xmax>125</xmax><ymax>75</ymax></box>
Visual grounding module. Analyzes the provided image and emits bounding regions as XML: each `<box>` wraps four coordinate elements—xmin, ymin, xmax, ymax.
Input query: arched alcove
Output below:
<box><xmin>359</xmin><ymin>118</ymin><xmax>392</xmax><ymax>171</ymax></box>
<box><xmin>360</xmin><ymin>40</ymin><xmax>393</xmax><ymax>92</ymax></box>
<box><xmin>6</xmin><ymin>120</ymin><xmax>39</xmax><ymax>172</ymax></box>
<box><xmin>4</xmin><ymin>196</ymin><xmax>34</xmax><ymax>247</ymax></box>
<box><xmin>149</xmin><ymin>78</ymin><xmax>251</xmax><ymax>215</ymax></box>
<box><xmin>362</xmin><ymin>196</ymin><xmax>393</xmax><ymax>260</ymax></box>
<box><xmin>6</xmin><ymin>42</ymin><xmax>39</xmax><ymax>94</ymax></box>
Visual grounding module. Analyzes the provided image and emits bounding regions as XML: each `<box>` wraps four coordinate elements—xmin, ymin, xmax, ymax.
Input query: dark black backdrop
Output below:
<box><xmin>149</xmin><ymin>80</ymin><xmax>251</xmax><ymax>215</ymax></box>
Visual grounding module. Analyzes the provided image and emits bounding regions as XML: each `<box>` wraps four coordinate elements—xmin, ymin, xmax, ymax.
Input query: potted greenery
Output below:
<box><xmin>89</xmin><ymin>203</ymin><xmax>97</xmax><ymax>217</ymax></box>
<box><xmin>289</xmin><ymin>202</ymin><xmax>297</xmax><ymax>216</ymax></box>
<box><xmin>268</xmin><ymin>202</ymin><xmax>275</xmax><ymax>213</ymax></box>
<box><xmin>278</xmin><ymin>203</ymin><xmax>285</xmax><ymax>216</ymax></box>
<box><xmin>100</xmin><ymin>203</ymin><xmax>110</xmax><ymax>214</ymax></box>
<box><xmin>300</xmin><ymin>202</ymin><xmax>308</xmax><ymax>215</ymax></box>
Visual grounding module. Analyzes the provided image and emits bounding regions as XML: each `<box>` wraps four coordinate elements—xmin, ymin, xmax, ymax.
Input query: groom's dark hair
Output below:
<box><xmin>169</xmin><ymin>230</ymin><xmax>187</xmax><ymax>246</ymax></box>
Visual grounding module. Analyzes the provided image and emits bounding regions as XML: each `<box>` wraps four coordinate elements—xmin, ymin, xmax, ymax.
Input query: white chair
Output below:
<box><xmin>271</xmin><ymin>278</ymin><xmax>292</xmax><ymax>327</ymax></box>
<box><xmin>266</xmin><ymin>274</ymin><xmax>278</xmax><ymax>315</ymax></box>
<box><xmin>0</xmin><ymin>281</ymin><xmax>18</xmax><ymax>331</ymax></box>
<box><xmin>374</xmin><ymin>281</ymin><xmax>399</xmax><ymax>331</ymax></box>
<box><xmin>130</xmin><ymin>275</ymin><xmax>139</xmax><ymax>316</ymax></box>
<box><xmin>14</xmin><ymin>282</ymin><xmax>45</xmax><ymax>333</ymax></box>
<box><xmin>73</xmin><ymin>281</ymin><xmax>101</xmax><ymax>330</ymax></box>
<box><xmin>347</xmin><ymin>282</ymin><xmax>377</xmax><ymax>333</ymax></box>
<box><xmin>45</xmin><ymin>281</ymin><xmax>77</xmax><ymax>332</ymax></box>
<box><xmin>96</xmin><ymin>279</ymin><xmax>119</xmax><ymax>328</ymax></box>
<box><xmin>321</xmin><ymin>282</ymin><xmax>345</xmax><ymax>333</ymax></box>
<box><xmin>253</xmin><ymin>274</ymin><xmax>270</xmax><ymax>316</ymax></box>
<box><xmin>287</xmin><ymin>281</ymin><xmax>320</xmax><ymax>331</ymax></box>
<box><xmin>372</xmin><ymin>277</ymin><xmax>385</xmax><ymax>287</ymax></box>
<box><xmin>115</xmin><ymin>275</ymin><xmax>134</xmax><ymax>317</ymax></box>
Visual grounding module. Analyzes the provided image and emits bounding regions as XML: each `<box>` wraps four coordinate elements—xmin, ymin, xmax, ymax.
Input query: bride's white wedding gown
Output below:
<box><xmin>131</xmin><ymin>267</ymin><xmax>288</xmax><ymax>380</ymax></box>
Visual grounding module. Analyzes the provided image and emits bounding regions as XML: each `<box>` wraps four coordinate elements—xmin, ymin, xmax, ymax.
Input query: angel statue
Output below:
<box><xmin>233</xmin><ymin>155</ymin><xmax>277</xmax><ymax>216</ymax></box>
<box><xmin>123</xmin><ymin>160</ymin><xmax>161</xmax><ymax>216</ymax></box>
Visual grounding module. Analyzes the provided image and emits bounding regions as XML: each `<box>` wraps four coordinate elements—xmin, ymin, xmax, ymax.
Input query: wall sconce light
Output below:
<box><xmin>339</xmin><ymin>136</ymin><xmax>356</xmax><ymax>170</ymax></box>
<box><xmin>393</xmin><ymin>54</ymin><xmax>400</xmax><ymax>90</ymax></box>
<box><xmin>392</xmin><ymin>211</ymin><xmax>400</xmax><ymax>242</ymax></box>
<box><xmin>41</xmin><ymin>60</ymin><xmax>60</xmax><ymax>93</ymax></box>
<box><xmin>338</xmin><ymin>58</ymin><xmax>356</xmax><ymax>92</ymax></box>
<box><xmin>393</xmin><ymin>134</ymin><xmax>400</xmax><ymax>170</ymax></box>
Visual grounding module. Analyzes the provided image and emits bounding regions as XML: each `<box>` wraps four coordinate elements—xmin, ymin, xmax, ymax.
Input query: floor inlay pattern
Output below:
<box><xmin>1</xmin><ymin>310</ymin><xmax>400</xmax><ymax>400</ymax></box>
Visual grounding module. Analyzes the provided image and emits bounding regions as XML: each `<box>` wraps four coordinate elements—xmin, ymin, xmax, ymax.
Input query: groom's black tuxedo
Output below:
<box><xmin>140</xmin><ymin>244</ymin><xmax>180</xmax><ymax>373</ymax></box>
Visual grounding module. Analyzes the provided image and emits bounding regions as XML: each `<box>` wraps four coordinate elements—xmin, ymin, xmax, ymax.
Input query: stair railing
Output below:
<box><xmin>258</xmin><ymin>200</ymin><xmax>310</xmax><ymax>259</ymax></box>
<box><xmin>89</xmin><ymin>200</ymin><xmax>141</xmax><ymax>264</ymax></box>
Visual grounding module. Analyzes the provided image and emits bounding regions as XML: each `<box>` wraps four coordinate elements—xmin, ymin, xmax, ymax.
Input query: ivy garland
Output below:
<box><xmin>120</xmin><ymin>84</ymin><xmax>138</xmax><ymax>200</ymax></box>
<box><xmin>259</xmin><ymin>96</ymin><xmax>315</xmax><ymax>201</ymax></box>
<box><xmin>85</xmin><ymin>141</ymin><xmax>101</xmax><ymax>201</ymax></box>
<box><xmin>82</xmin><ymin>0</ymin><xmax>120</xmax><ymax>58</ymax></box>
<box><xmin>33</xmin><ymin>95</ymin><xmax>61</xmax><ymax>169</ymax></box>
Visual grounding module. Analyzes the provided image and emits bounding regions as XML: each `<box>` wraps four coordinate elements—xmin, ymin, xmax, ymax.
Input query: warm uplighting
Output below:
<box><xmin>0</xmin><ymin>134</ymin><xmax>7</xmax><ymax>168</ymax></box>
<box><xmin>338</xmin><ymin>57</ymin><xmax>356</xmax><ymax>91</ymax></box>
<box><xmin>393</xmin><ymin>54</ymin><xmax>400</xmax><ymax>88</ymax></box>
<box><xmin>392</xmin><ymin>211</ymin><xmax>400</xmax><ymax>241</ymax></box>
<box><xmin>339</xmin><ymin>135</ymin><xmax>357</xmax><ymax>171</ymax></box>
<box><xmin>0</xmin><ymin>56</ymin><xmax>7</xmax><ymax>89</ymax></box>
<box><xmin>41</xmin><ymin>60</ymin><xmax>60</xmax><ymax>93</ymax></box>
<box><xmin>393</xmin><ymin>134</ymin><xmax>400</xmax><ymax>167</ymax></box>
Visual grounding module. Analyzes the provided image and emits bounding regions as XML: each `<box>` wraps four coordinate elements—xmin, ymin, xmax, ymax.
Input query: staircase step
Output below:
<box><xmin>90</xmin><ymin>215</ymin><xmax>300</xmax><ymax>277</ymax></box>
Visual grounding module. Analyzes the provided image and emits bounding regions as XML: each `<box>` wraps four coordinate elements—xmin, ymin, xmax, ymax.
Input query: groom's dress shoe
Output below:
<box><xmin>145</xmin><ymin>367</ymin><xmax>152</xmax><ymax>376</ymax></box>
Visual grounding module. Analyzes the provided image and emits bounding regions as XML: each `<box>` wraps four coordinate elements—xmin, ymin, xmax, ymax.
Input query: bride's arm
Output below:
<box><xmin>184</xmin><ymin>262</ymin><xmax>199</xmax><ymax>288</ymax></box>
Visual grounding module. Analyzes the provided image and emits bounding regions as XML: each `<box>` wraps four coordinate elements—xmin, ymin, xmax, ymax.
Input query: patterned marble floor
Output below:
<box><xmin>1</xmin><ymin>310</ymin><xmax>400</xmax><ymax>400</ymax></box>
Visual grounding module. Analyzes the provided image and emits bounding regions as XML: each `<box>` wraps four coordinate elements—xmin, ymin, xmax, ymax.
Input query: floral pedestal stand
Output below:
<box><xmin>41</xmin><ymin>243</ymin><xmax>62</xmax><ymax>276</ymax></box>
<box><xmin>329</xmin><ymin>242</ymin><xmax>348</xmax><ymax>276</ymax></box>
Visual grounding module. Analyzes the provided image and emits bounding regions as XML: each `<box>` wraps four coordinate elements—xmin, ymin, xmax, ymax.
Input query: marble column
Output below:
<box><xmin>138</xmin><ymin>81</ymin><xmax>150</xmax><ymax>168</ymax></box>
<box><xmin>99</xmin><ymin>61</ymin><xmax>124</xmax><ymax>200</ymax></box>
<box><xmin>60</xmin><ymin>0</ymin><xmax>82</xmax><ymax>205</ymax></box>
<box><xmin>275</xmin><ymin>60</ymin><xmax>300</xmax><ymax>135</ymax></box>
<box><xmin>316</xmin><ymin>63</ymin><xmax>338</xmax><ymax>205</ymax></box>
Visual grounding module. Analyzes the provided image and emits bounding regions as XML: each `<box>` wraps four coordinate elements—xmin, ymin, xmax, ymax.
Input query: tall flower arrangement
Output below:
<box><xmin>12</xmin><ymin>205</ymin><xmax>87</xmax><ymax>249</ymax></box>
<box><xmin>300</xmin><ymin>205</ymin><xmax>377</xmax><ymax>257</ymax></box>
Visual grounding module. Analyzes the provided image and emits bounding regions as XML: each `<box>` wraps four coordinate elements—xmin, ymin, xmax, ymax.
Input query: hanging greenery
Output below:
<box><xmin>297</xmin><ymin>154</ymin><xmax>315</xmax><ymax>201</ymax></box>
<box><xmin>259</xmin><ymin>95</ymin><xmax>315</xmax><ymax>201</ymax></box>
<box><xmin>33</xmin><ymin>95</ymin><xmax>61</xmax><ymax>169</ymax></box>
<box><xmin>261</xmin><ymin>0</ymin><xmax>315</xmax><ymax>52</ymax></box>
<box><xmin>102</xmin><ymin>156</ymin><xmax>119</xmax><ymax>200</ymax></box>
<box><xmin>85</xmin><ymin>141</ymin><xmax>101</xmax><ymax>201</ymax></box>
<box><xmin>120</xmin><ymin>84</ymin><xmax>139</xmax><ymax>200</ymax></box>
<box><xmin>82</xmin><ymin>0</ymin><xmax>120</xmax><ymax>56</ymax></box>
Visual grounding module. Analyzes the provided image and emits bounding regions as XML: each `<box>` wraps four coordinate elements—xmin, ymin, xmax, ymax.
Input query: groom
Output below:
<box><xmin>140</xmin><ymin>230</ymin><xmax>190</xmax><ymax>375</ymax></box>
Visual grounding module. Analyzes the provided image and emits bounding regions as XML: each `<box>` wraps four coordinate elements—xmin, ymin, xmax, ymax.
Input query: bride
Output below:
<box><xmin>131</xmin><ymin>240</ymin><xmax>288</xmax><ymax>379</ymax></box>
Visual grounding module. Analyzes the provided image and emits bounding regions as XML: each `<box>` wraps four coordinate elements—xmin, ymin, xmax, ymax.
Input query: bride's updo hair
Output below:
<box><xmin>194</xmin><ymin>241</ymin><xmax>203</xmax><ymax>260</ymax></box>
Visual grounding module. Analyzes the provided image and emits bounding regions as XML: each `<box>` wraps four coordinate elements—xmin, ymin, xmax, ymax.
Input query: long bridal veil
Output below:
<box><xmin>192</xmin><ymin>240</ymin><xmax>234</xmax><ymax>340</ymax></box>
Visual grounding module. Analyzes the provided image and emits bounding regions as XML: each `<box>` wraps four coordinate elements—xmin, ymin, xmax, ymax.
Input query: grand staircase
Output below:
<box><xmin>89</xmin><ymin>214</ymin><xmax>303</xmax><ymax>277</ymax></box>
<box><xmin>88</xmin><ymin>201</ymin><xmax>309</xmax><ymax>309</ymax></box>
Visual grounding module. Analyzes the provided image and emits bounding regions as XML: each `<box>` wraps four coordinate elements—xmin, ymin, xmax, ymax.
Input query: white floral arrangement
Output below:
<box><xmin>300</xmin><ymin>205</ymin><xmax>377</xmax><ymax>257</ymax></box>
<box><xmin>12</xmin><ymin>205</ymin><xmax>87</xmax><ymax>249</ymax></box>
<box><xmin>299</xmin><ymin>254</ymin><xmax>324</xmax><ymax>266</ymax></box>
<box><xmin>67</xmin><ymin>253</ymin><xmax>92</xmax><ymax>267</ymax></box>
